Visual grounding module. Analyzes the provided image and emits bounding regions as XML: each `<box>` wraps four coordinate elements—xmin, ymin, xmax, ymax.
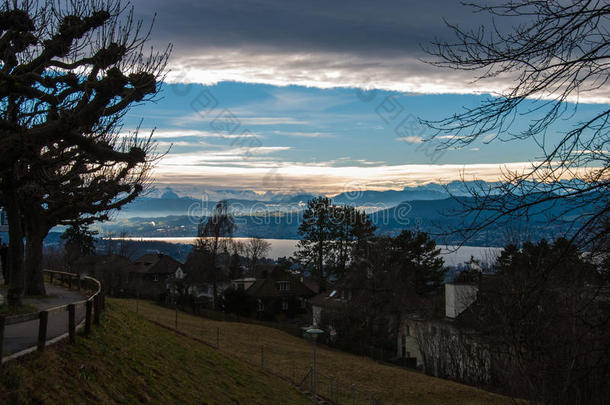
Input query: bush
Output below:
<box><xmin>217</xmin><ymin>287</ymin><xmax>254</xmax><ymax>317</ymax></box>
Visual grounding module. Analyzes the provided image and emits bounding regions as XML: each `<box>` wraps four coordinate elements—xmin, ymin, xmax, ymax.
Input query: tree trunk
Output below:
<box><xmin>4</xmin><ymin>189</ymin><xmax>25</xmax><ymax>306</ymax></box>
<box><xmin>25</xmin><ymin>227</ymin><xmax>47</xmax><ymax>296</ymax></box>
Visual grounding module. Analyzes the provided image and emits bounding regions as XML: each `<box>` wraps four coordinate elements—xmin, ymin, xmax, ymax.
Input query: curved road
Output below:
<box><xmin>2</xmin><ymin>284</ymin><xmax>88</xmax><ymax>358</ymax></box>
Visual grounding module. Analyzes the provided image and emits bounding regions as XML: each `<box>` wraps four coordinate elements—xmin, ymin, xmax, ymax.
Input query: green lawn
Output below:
<box><xmin>0</xmin><ymin>301</ymin><xmax>314</xmax><ymax>405</ymax></box>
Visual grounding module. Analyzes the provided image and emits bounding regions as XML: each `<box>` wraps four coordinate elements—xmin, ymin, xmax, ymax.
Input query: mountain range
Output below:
<box><xmin>121</xmin><ymin>181</ymin><xmax>495</xmax><ymax>218</ymax></box>
<box><xmin>97</xmin><ymin>183</ymin><xmax>599</xmax><ymax>247</ymax></box>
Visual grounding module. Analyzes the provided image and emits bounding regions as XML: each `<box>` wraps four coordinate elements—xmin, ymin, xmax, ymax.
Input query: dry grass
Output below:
<box><xmin>118</xmin><ymin>298</ymin><xmax>515</xmax><ymax>405</ymax></box>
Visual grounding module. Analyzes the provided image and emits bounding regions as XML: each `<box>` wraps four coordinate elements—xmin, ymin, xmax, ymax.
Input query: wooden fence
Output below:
<box><xmin>0</xmin><ymin>270</ymin><xmax>104</xmax><ymax>363</ymax></box>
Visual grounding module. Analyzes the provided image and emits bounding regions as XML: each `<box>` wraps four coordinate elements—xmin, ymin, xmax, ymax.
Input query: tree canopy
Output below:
<box><xmin>0</xmin><ymin>0</ymin><xmax>170</xmax><ymax>305</ymax></box>
<box><xmin>294</xmin><ymin>197</ymin><xmax>375</xmax><ymax>290</ymax></box>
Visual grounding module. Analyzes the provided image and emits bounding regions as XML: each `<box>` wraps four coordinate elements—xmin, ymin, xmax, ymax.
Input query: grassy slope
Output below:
<box><xmin>124</xmin><ymin>299</ymin><xmax>514</xmax><ymax>405</ymax></box>
<box><xmin>0</xmin><ymin>301</ymin><xmax>313</xmax><ymax>405</ymax></box>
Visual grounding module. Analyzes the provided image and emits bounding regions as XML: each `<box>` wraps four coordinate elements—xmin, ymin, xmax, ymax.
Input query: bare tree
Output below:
<box><xmin>423</xmin><ymin>0</ymin><xmax>609</xmax><ymax>249</ymax></box>
<box><xmin>245</xmin><ymin>237</ymin><xmax>271</xmax><ymax>275</ymax></box>
<box><xmin>198</xmin><ymin>200</ymin><xmax>236</xmax><ymax>308</ymax></box>
<box><xmin>0</xmin><ymin>0</ymin><xmax>170</xmax><ymax>305</ymax></box>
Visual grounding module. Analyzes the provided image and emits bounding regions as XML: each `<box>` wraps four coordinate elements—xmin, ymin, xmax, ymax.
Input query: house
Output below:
<box><xmin>310</xmin><ymin>273</ymin><xmax>357</xmax><ymax>328</ymax></box>
<box><xmin>395</xmin><ymin>278</ymin><xmax>486</xmax><ymax>377</ymax></box>
<box><xmin>244</xmin><ymin>265</ymin><xmax>316</xmax><ymax>320</ymax></box>
<box><xmin>181</xmin><ymin>256</ymin><xmax>232</xmax><ymax>307</ymax></box>
<box><xmin>392</xmin><ymin>267</ymin><xmax>491</xmax><ymax>381</ymax></box>
<box><xmin>184</xmin><ymin>276</ymin><xmax>231</xmax><ymax>307</ymax></box>
<box><xmin>127</xmin><ymin>253</ymin><xmax>185</xmax><ymax>299</ymax></box>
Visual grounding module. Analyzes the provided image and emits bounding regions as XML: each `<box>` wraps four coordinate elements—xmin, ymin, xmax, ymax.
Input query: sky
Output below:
<box><xmin>122</xmin><ymin>0</ymin><xmax>609</xmax><ymax>196</ymax></box>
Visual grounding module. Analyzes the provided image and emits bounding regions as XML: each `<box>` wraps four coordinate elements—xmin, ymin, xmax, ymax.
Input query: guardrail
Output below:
<box><xmin>0</xmin><ymin>270</ymin><xmax>104</xmax><ymax>363</ymax></box>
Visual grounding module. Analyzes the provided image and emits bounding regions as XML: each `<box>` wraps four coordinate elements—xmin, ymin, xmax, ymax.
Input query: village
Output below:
<box><xmin>1</xmin><ymin>0</ymin><xmax>608</xmax><ymax>404</ymax></box>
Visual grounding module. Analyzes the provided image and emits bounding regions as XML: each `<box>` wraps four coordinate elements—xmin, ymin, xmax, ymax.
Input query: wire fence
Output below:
<box><xmin>128</xmin><ymin>299</ymin><xmax>382</xmax><ymax>404</ymax></box>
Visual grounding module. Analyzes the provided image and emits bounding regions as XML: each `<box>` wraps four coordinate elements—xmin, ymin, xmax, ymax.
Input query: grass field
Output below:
<box><xmin>0</xmin><ymin>300</ymin><xmax>314</xmax><ymax>405</ymax></box>
<box><xmin>119</xmin><ymin>298</ymin><xmax>514</xmax><ymax>405</ymax></box>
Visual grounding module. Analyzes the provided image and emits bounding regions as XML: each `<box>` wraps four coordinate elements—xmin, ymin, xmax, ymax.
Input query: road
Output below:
<box><xmin>2</xmin><ymin>284</ymin><xmax>87</xmax><ymax>358</ymax></box>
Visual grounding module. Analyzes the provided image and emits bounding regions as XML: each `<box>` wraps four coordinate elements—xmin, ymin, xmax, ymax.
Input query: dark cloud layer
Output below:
<box><xmin>129</xmin><ymin>1</ymin><xmax>609</xmax><ymax>102</ymax></box>
<box><xmin>134</xmin><ymin>0</ymin><xmax>476</xmax><ymax>58</ymax></box>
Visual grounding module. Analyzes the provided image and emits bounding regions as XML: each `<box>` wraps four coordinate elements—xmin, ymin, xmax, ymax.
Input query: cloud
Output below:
<box><xmin>238</xmin><ymin>117</ymin><xmax>310</xmax><ymax>126</ymax></box>
<box><xmin>120</xmin><ymin>129</ymin><xmax>260</xmax><ymax>140</ymax></box>
<box><xmin>273</xmin><ymin>130</ymin><xmax>333</xmax><ymax>138</ymax></box>
<box><xmin>165</xmin><ymin>50</ymin><xmax>519</xmax><ymax>97</ymax></box>
<box><xmin>152</xmin><ymin>159</ymin><xmax>590</xmax><ymax>194</ymax></box>
<box><xmin>160</xmin><ymin>145</ymin><xmax>291</xmax><ymax>162</ymax></box>
<box><xmin>397</xmin><ymin>136</ymin><xmax>424</xmax><ymax>144</ymax></box>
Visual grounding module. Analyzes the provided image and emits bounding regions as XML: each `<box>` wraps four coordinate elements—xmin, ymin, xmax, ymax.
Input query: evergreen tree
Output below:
<box><xmin>295</xmin><ymin>198</ymin><xmax>376</xmax><ymax>289</ymax></box>
<box><xmin>61</xmin><ymin>224</ymin><xmax>98</xmax><ymax>270</ymax></box>
<box><xmin>294</xmin><ymin>197</ymin><xmax>334</xmax><ymax>291</ymax></box>
<box><xmin>330</xmin><ymin>205</ymin><xmax>375</xmax><ymax>279</ymax></box>
<box><xmin>391</xmin><ymin>230</ymin><xmax>445</xmax><ymax>296</ymax></box>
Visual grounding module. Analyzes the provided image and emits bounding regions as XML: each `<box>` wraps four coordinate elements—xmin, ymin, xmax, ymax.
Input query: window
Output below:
<box><xmin>281</xmin><ymin>300</ymin><xmax>289</xmax><ymax>311</ymax></box>
<box><xmin>277</xmin><ymin>281</ymin><xmax>290</xmax><ymax>291</ymax></box>
<box><xmin>300</xmin><ymin>298</ymin><xmax>307</xmax><ymax>308</ymax></box>
<box><xmin>152</xmin><ymin>274</ymin><xmax>159</xmax><ymax>282</ymax></box>
<box><xmin>405</xmin><ymin>324</ymin><xmax>411</xmax><ymax>336</ymax></box>
<box><xmin>257</xmin><ymin>299</ymin><xmax>264</xmax><ymax>312</ymax></box>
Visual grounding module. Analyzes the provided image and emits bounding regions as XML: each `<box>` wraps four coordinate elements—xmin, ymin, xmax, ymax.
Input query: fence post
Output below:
<box><xmin>352</xmin><ymin>385</ymin><xmax>356</xmax><ymax>405</ymax></box>
<box><xmin>37</xmin><ymin>311</ymin><xmax>49</xmax><ymax>352</ymax></box>
<box><xmin>175</xmin><ymin>306</ymin><xmax>178</xmax><ymax>329</ymax></box>
<box><xmin>0</xmin><ymin>316</ymin><xmax>5</xmax><ymax>363</ymax></box>
<box><xmin>260</xmin><ymin>345</ymin><xmax>264</xmax><ymax>369</ymax></box>
<box><xmin>85</xmin><ymin>300</ymin><xmax>92</xmax><ymax>335</ymax></box>
<box><xmin>68</xmin><ymin>275</ymin><xmax>72</xmax><ymax>289</ymax></box>
<box><xmin>94</xmin><ymin>295</ymin><xmax>100</xmax><ymax>325</ymax></box>
<box><xmin>216</xmin><ymin>327</ymin><xmax>220</xmax><ymax>348</ymax></box>
<box><xmin>49</xmin><ymin>273</ymin><xmax>54</xmax><ymax>285</ymax></box>
<box><xmin>68</xmin><ymin>304</ymin><xmax>76</xmax><ymax>343</ymax></box>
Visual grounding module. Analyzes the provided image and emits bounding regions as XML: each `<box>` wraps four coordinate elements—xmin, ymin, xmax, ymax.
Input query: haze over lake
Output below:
<box><xmin>114</xmin><ymin>237</ymin><xmax>501</xmax><ymax>267</ymax></box>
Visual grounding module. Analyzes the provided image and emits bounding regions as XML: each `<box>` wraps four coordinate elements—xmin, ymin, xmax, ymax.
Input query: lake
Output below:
<box><xmin>115</xmin><ymin>237</ymin><xmax>502</xmax><ymax>267</ymax></box>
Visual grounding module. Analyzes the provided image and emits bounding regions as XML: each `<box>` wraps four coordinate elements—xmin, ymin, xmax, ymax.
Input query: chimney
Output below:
<box><xmin>445</xmin><ymin>283</ymin><xmax>478</xmax><ymax>318</ymax></box>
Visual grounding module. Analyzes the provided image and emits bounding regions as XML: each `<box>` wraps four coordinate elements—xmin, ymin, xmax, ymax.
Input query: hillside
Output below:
<box><xmin>0</xmin><ymin>302</ymin><xmax>313</xmax><ymax>405</ymax></box>
<box><xmin>121</xmin><ymin>299</ymin><xmax>515</xmax><ymax>405</ymax></box>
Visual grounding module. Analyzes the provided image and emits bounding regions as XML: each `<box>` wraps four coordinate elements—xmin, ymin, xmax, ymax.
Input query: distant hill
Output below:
<box><xmin>372</xmin><ymin>193</ymin><xmax>597</xmax><ymax>245</ymax></box>
<box><xmin>331</xmin><ymin>188</ymin><xmax>448</xmax><ymax>206</ymax></box>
